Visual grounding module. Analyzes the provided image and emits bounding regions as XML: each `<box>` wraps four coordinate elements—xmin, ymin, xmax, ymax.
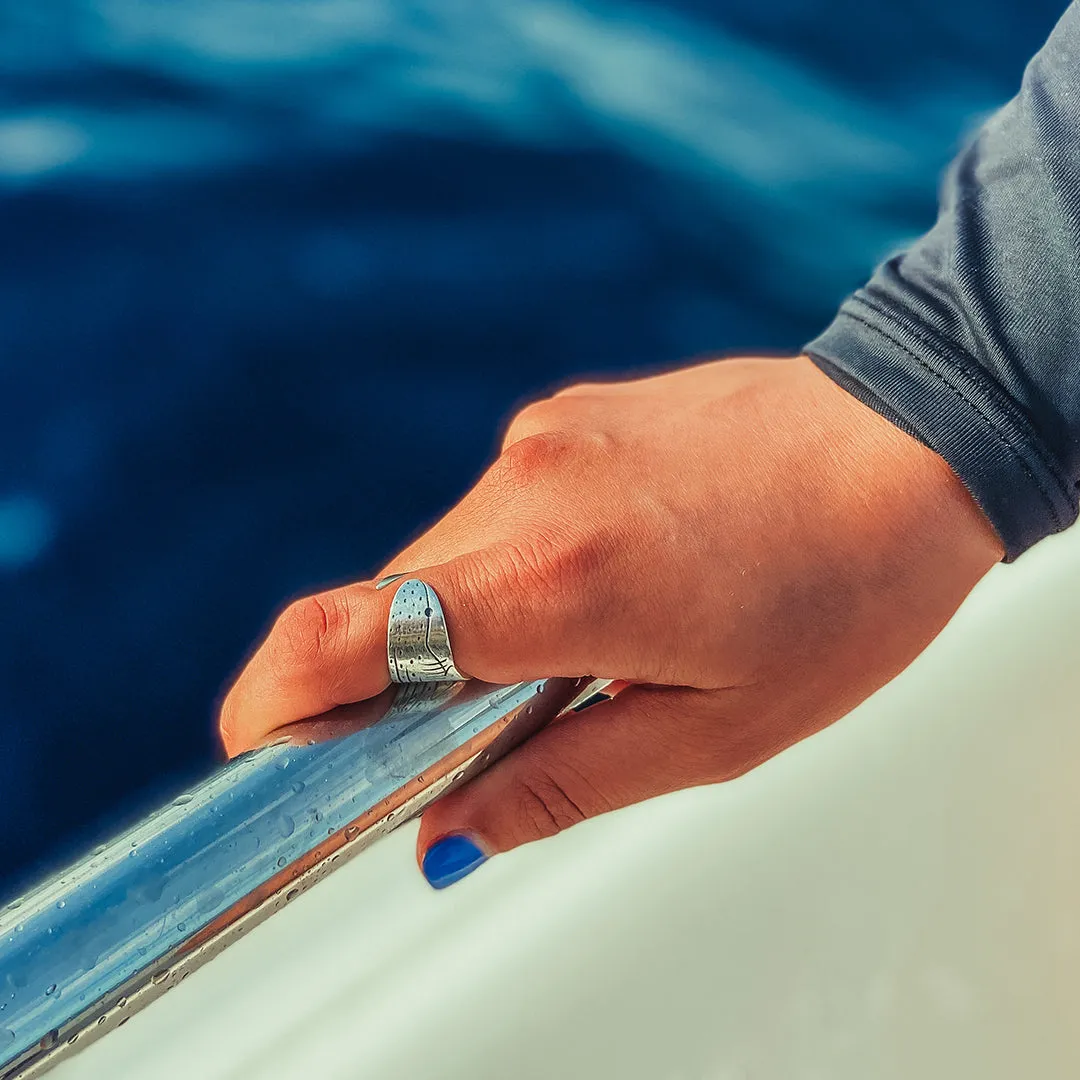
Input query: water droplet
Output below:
<box><xmin>274</xmin><ymin>757</ymin><xmax>291</xmax><ymax>772</ymax></box>
<box><xmin>177</xmin><ymin>922</ymin><xmax>186</xmax><ymax>932</ymax></box>
<box><xmin>55</xmin><ymin>900</ymin><xmax>65</xmax><ymax>910</ymax></box>
<box><xmin>277</xmin><ymin>813</ymin><xmax>295</xmax><ymax>839</ymax></box>
<box><xmin>117</xmin><ymin>996</ymin><xmax>128</xmax><ymax>1008</ymax></box>
<box><xmin>45</xmin><ymin>984</ymin><xmax>56</xmax><ymax>996</ymax></box>
<box><xmin>151</xmin><ymin>971</ymin><xmax>169</xmax><ymax>986</ymax></box>
<box><xmin>96</xmin><ymin>1015</ymin><xmax>107</xmax><ymax>1026</ymax></box>
<box><xmin>92</xmin><ymin>845</ymin><xmax>107</xmax><ymax>856</ymax></box>
<box><xmin>344</xmin><ymin>825</ymin><xmax>360</xmax><ymax>841</ymax></box>
<box><xmin>291</xmin><ymin>781</ymin><xmax>305</xmax><ymax>795</ymax></box>
<box><xmin>67</xmin><ymin>1032</ymin><xmax>79</xmax><ymax>1044</ymax></box>
<box><xmin>276</xmin><ymin>856</ymin><xmax>287</xmax><ymax>868</ymax></box>
<box><xmin>285</xmin><ymin>888</ymin><xmax>299</xmax><ymax>902</ymax></box>
<box><xmin>313</xmin><ymin>810</ymin><xmax>322</xmax><ymax>823</ymax></box>
<box><xmin>172</xmin><ymin>794</ymin><xmax>193</xmax><ymax>807</ymax></box>
<box><xmin>306</xmin><ymin>739</ymin><xmax>315</xmax><ymax>746</ymax></box>
<box><xmin>5</xmin><ymin>900</ymin><xmax>22</xmax><ymax>911</ymax></box>
<box><xmin>1</xmin><ymin>1028</ymin><xmax>13</xmax><ymax>1046</ymax></box>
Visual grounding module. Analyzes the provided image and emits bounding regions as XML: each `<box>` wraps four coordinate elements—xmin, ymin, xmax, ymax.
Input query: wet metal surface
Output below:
<box><xmin>0</xmin><ymin>678</ymin><xmax>582</xmax><ymax>1077</ymax></box>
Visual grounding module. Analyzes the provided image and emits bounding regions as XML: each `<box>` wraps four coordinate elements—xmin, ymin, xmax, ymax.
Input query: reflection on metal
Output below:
<box><xmin>386</xmin><ymin>579</ymin><xmax>467</xmax><ymax>683</ymax></box>
<box><xmin>0</xmin><ymin>677</ymin><xmax>587</xmax><ymax>1078</ymax></box>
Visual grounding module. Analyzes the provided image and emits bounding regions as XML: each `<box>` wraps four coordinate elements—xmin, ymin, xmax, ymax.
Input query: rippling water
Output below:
<box><xmin>0</xmin><ymin>0</ymin><xmax>1065</xmax><ymax>893</ymax></box>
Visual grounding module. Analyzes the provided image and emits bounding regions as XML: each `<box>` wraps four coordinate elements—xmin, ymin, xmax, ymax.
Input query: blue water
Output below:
<box><xmin>0</xmin><ymin>0</ymin><xmax>1065</xmax><ymax>896</ymax></box>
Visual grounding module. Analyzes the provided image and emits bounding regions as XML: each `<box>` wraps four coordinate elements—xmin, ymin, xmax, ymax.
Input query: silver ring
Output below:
<box><xmin>386</xmin><ymin>578</ymin><xmax>468</xmax><ymax>684</ymax></box>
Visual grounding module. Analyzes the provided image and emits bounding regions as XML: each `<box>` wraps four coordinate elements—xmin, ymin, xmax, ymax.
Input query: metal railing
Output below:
<box><xmin>0</xmin><ymin>677</ymin><xmax>587</xmax><ymax>1078</ymax></box>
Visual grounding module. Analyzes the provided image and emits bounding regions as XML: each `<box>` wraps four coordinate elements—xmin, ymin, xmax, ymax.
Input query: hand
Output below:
<box><xmin>219</xmin><ymin>356</ymin><xmax>1003</xmax><ymax>886</ymax></box>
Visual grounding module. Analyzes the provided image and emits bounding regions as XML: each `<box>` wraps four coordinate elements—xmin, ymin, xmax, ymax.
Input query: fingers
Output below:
<box><xmin>415</xmin><ymin>683</ymin><xmax>786</xmax><ymax>888</ymax></box>
<box><xmin>220</xmin><ymin>409</ymin><xmax>636</xmax><ymax>758</ymax></box>
<box><xmin>219</xmin><ymin>582</ymin><xmax>394</xmax><ymax>757</ymax></box>
<box><xmin>218</xmin><ymin>538</ymin><xmax>602</xmax><ymax>757</ymax></box>
<box><xmin>220</xmin><ymin>382</ymin><xmax>648</xmax><ymax>759</ymax></box>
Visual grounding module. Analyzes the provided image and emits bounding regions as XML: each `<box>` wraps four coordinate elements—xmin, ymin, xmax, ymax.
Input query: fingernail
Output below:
<box><xmin>421</xmin><ymin>834</ymin><xmax>488</xmax><ymax>890</ymax></box>
<box><xmin>375</xmin><ymin>572</ymin><xmax>409</xmax><ymax>591</ymax></box>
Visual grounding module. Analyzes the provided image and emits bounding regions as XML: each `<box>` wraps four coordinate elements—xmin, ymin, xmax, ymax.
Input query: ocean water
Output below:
<box><xmin>0</xmin><ymin>0</ymin><xmax>1066</xmax><ymax>894</ymax></box>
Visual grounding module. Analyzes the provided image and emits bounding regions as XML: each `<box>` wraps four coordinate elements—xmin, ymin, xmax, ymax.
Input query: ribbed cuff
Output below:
<box><xmin>805</xmin><ymin>295</ymin><xmax>1077</xmax><ymax>561</ymax></box>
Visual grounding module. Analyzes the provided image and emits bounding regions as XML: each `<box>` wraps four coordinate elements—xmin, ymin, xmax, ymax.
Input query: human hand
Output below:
<box><xmin>219</xmin><ymin>356</ymin><xmax>1003</xmax><ymax>887</ymax></box>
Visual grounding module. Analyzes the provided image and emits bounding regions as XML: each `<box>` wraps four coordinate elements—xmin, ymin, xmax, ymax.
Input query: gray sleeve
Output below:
<box><xmin>805</xmin><ymin>2</ymin><xmax>1080</xmax><ymax>560</ymax></box>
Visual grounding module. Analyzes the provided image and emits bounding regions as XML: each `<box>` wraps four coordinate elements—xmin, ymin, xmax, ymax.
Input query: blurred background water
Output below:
<box><xmin>0</xmin><ymin>0</ymin><xmax>1067</xmax><ymax>896</ymax></box>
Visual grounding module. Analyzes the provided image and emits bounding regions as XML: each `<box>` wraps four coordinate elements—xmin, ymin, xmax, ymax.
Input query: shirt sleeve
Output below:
<box><xmin>805</xmin><ymin>1</ymin><xmax>1080</xmax><ymax>560</ymax></box>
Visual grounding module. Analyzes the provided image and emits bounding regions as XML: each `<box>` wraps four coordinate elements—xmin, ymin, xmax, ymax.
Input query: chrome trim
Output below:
<box><xmin>0</xmin><ymin>677</ymin><xmax>586</xmax><ymax>1077</ymax></box>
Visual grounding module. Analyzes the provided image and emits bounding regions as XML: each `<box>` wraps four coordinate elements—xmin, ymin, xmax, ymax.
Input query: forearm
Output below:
<box><xmin>807</xmin><ymin>1</ymin><xmax>1080</xmax><ymax>560</ymax></box>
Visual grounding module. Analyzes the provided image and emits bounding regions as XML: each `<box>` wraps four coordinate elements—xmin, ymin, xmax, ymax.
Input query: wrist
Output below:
<box><xmin>796</xmin><ymin>353</ymin><xmax>1005</xmax><ymax>572</ymax></box>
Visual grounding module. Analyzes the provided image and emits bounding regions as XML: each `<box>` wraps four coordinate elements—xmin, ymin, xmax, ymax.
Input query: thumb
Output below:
<box><xmin>219</xmin><ymin>544</ymin><xmax>595</xmax><ymax>757</ymax></box>
<box><xmin>415</xmin><ymin>684</ymin><xmax>762</xmax><ymax>889</ymax></box>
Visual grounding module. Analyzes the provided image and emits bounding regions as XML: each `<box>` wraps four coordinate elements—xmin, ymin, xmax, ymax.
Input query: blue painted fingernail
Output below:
<box><xmin>422</xmin><ymin>834</ymin><xmax>488</xmax><ymax>890</ymax></box>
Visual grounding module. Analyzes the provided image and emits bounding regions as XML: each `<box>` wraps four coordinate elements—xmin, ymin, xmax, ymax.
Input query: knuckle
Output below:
<box><xmin>502</xmin><ymin>395</ymin><xmax>572</xmax><ymax>449</ymax></box>
<box><xmin>496</xmin><ymin>429</ymin><xmax>576</xmax><ymax>486</ymax></box>
<box><xmin>490</xmin><ymin>532</ymin><xmax>566</xmax><ymax>595</ymax></box>
<box><xmin>456</xmin><ymin>525</ymin><xmax>605</xmax><ymax>624</ymax></box>
<box><xmin>440</xmin><ymin>531</ymin><xmax>597</xmax><ymax>681</ymax></box>
<box><xmin>514</xmin><ymin>770</ymin><xmax>590</xmax><ymax>837</ymax></box>
<box><xmin>510</xmin><ymin>754</ymin><xmax>617</xmax><ymax>840</ymax></box>
<box><xmin>521</xmin><ymin>526</ymin><xmax>606</xmax><ymax>603</ymax></box>
<box><xmin>269</xmin><ymin>591</ymin><xmax>350</xmax><ymax>678</ymax></box>
<box><xmin>443</xmin><ymin>545</ymin><xmax>550</xmax><ymax>635</ymax></box>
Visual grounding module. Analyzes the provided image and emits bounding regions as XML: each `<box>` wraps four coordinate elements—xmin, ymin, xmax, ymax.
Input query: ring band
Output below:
<box><xmin>386</xmin><ymin>578</ymin><xmax>467</xmax><ymax>684</ymax></box>
<box><xmin>374</xmin><ymin>572</ymin><xmax>409</xmax><ymax>591</ymax></box>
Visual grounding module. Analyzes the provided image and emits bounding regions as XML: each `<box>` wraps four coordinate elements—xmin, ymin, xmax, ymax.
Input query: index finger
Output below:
<box><xmin>218</xmin><ymin>580</ymin><xmax>394</xmax><ymax>757</ymax></box>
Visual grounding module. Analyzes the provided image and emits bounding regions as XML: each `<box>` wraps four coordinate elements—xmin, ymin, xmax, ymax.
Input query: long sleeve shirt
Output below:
<box><xmin>806</xmin><ymin>1</ymin><xmax>1080</xmax><ymax>560</ymax></box>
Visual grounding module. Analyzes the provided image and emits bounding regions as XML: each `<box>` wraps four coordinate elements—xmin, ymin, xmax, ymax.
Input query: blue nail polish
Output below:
<box><xmin>422</xmin><ymin>835</ymin><xmax>487</xmax><ymax>890</ymax></box>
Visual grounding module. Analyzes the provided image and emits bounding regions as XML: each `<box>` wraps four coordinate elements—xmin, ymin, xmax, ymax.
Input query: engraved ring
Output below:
<box><xmin>381</xmin><ymin>575</ymin><xmax>468</xmax><ymax>684</ymax></box>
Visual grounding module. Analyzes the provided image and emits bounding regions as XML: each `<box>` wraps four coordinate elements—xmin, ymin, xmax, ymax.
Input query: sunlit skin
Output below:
<box><xmin>219</xmin><ymin>355</ymin><xmax>1003</xmax><ymax>870</ymax></box>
